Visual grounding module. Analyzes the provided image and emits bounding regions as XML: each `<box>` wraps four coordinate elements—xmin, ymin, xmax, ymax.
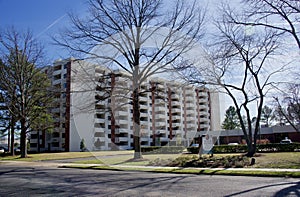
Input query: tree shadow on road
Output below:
<box><xmin>225</xmin><ymin>181</ymin><xmax>300</xmax><ymax>197</ymax></box>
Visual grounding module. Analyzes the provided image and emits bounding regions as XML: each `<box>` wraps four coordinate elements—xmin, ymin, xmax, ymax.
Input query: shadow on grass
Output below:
<box><xmin>112</xmin><ymin>158</ymin><xmax>149</xmax><ymax>165</ymax></box>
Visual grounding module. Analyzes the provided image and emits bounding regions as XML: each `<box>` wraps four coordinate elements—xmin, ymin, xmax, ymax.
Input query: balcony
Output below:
<box><xmin>155</xmin><ymin>100</ymin><xmax>166</xmax><ymax>106</ymax></box>
<box><xmin>118</xmin><ymin>137</ymin><xmax>129</xmax><ymax>142</ymax></box>
<box><xmin>200</xmin><ymin>123</ymin><xmax>210</xmax><ymax>128</ymax></box>
<box><xmin>172</xmin><ymin>115</ymin><xmax>181</xmax><ymax>121</ymax></box>
<box><xmin>140</xmin><ymin>121</ymin><xmax>149</xmax><ymax>127</ymax></box>
<box><xmin>94</xmin><ymin>127</ymin><xmax>106</xmax><ymax>133</ymax></box>
<box><xmin>198</xmin><ymin>92</ymin><xmax>208</xmax><ymax>97</ymax></box>
<box><xmin>185</xmin><ymin>116</ymin><xmax>195</xmax><ymax>122</ymax></box>
<box><xmin>140</xmin><ymin>104</ymin><xmax>148</xmax><ymax>110</ymax></box>
<box><xmin>171</xmin><ymin>94</ymin><xmax>179</xmax><ymax>100</ymax></box>
<box><xmin>115</xmin><ymin>111</ymin><xmax>128</xmax><ymax>116</ymax></box>
<box><xmin>115</xmin><ymin>119</ymin><xmax>128</xmax><ymax>125</ymax></box>
<box><xmin>141</xmin><ymin>137</ymin><xmax>150</xmax><ymax>141</ymax></box>
<box><xmin>139</xmin><ymin>96</ymin><xmax>148</xmax><ymax>102</ymax></box>
<box><xmin>53</xmin><ymin>69</ymin><xmax>62</xmax><ymax>76</ymax></box>
<box><xmin>199</xmin><ymin>111</ymin><xmax>209</xmax><ymax>116</ymax></box>
<box><xmin>186</xmin><ymin>123</ymin><xmax>197</xmax><ymax>129</ymax></box>
<box><xmin>198</xmin><ymin>98</ymin><xmax>208</xmax><ymax>103</ymax></box>
<box><xmin>184</xmin><ymin>97</ymin><xmax>194</xmax><ymax>102</ymax></box>
<box><xmin>155</xmin><ymin>106</ymin><xmax>165</xmax><ymax>112</ymax></box>
<box><xmin>155</xmin><ymin>123</ymin><xmax>166</xmax><ymax>128</ymax></box>
<box><xmin>172</xmin><ymin>122</ymin><xmax>181</xmax><ymax>127</ymax></box>
<box><xmin>30</xmin><ymin>139</ymin><xmax>42</xmax><ymax>144</ymax></box>
<box><xmin>155</xmin><ymin>114</ymin><xmax>166</xmax><ymax>119</ymax></box>
<box><xmin>115</xmin><ymin>129</ymin><xmax>128</xmax><ymax>134</ymax></box>
<box><xmin>171</xmin><ymin>108</ymin><xmax>181</xmax><ymax>113</ymax></box>
<box><xmin>199</xmin><ymin>104</ymin><xmax>208</xmax><ymax>110</ymax></box>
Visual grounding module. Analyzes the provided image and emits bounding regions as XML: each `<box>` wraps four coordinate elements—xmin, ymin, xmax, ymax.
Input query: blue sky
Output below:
<box><xmin>0</xmin><ymin>0</ymin><xmax>86</xmax><ymax>62</ymax></box>
<box><xmin>0</xmin><ymin>0</ymin><xmax>226</xmax><ymax>63</ymax></box>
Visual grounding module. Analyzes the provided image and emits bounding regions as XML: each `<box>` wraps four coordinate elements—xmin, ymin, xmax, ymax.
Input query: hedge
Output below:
<box><xmin>141</xmin><ymin>146</ymin><xmax>185</xmax><ymax>154</ymax></box>
<box><xmin>187</xmin><ymin>143</ymin><xmax>300</xmax><ymax>154</ymax></box>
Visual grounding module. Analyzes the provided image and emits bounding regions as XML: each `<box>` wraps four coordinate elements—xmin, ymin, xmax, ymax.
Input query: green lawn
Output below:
<box><xmin>0</xmin><ymin>151</ymin><xmax>131</xmax><ymax>162</ymax></box>
<box><xmin>1</xmin><ymin>151</ymin><xmax>300</xmax><ymax>169</ymax></box>
<box><xmin>252</xmin><ymin>152</ymin><xmax>300</xmax><ymax>169</ymax></box>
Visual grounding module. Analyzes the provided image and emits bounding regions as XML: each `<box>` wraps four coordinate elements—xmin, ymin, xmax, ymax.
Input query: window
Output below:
<box><xmin>52</xmin><ymin>132</ymin><xmax>60</xmax><ymax>138</ymax></box>
<box><xmin>52</xmin><ymin>142</ymin><xmax>59</xmax><ymax>147</ymax></box>
<box><xmin>31</xmin><ymin>134</ymin><xmax>38</xmax><ymax>139</ymax></box>
<box><xmin>30</xmin><ymin>143</ymin><xmax>37</xmax><ymax>148</ymax></box>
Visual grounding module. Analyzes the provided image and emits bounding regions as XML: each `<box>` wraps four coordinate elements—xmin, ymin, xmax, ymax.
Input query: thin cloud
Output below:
<box><xmin>36</xmin><ymin>14</ymin><xmax>67</xmax><ymax>38</ymax></box>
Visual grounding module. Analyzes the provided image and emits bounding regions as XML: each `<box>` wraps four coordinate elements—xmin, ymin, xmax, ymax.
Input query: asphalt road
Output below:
<box><xmin>0</xmin><ymin>164</ymin><xmax>299</xmax><ymax>197</ymax></box>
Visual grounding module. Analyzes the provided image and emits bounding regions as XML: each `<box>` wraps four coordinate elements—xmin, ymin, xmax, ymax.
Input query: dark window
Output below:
<box><xmin>52</xmin><ymin>132</ymin><xmax>60</xmax><ymax>138</ymax></box>
<box><xmin>52</xmin><ymin>142</ymin><xmax>59</xmax><ymax>147</ymax></box>
<box><xmin>31</xmin><ymin>134</ymin><xmax>38</xmax><ymax>139</ymax></box>
<box><xmin>30</xmin><ymin>143</ymin><xmax>37</xmax><ymax>148</ymax></box>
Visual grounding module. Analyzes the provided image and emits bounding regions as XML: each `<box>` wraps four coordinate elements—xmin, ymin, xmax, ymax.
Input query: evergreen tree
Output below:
<box><xmin>0</xmin><ymin>28</ymin><xmax>53</xmax><ymax>158</ymax></box>
<box><xmin>261</xmin><ymin>105</ymin><xmax>274</xmax><ymax>127</ymax></box>
<box><xmin>222</xmin><ymin>106</ymin><xmax>240</xmax><ymax>130</ymax></box>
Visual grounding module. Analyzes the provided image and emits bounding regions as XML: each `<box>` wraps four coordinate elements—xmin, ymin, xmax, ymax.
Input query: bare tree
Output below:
<box><xmin>182</xmin><ymin>5</ymin><xmax>286</xmax><ymax>157</ymax></box>
<box><xmin>235</xmin><ymin>0</ymin><xmax>300</xmax><ymax>49</ymax></box>
<box><xmin>0</xmin><ymin>27</ymin><xmax>53</xmax><ymax>158</ymax></box>
<box><xmin>53</xmin><ymin>0</ymin><xmax>205</xmax><ymax>159</ymax></box>
<box><xmin>274</xmin><ymin>83</ymin><xmax>300</xmax><ymax>131</ymax></box>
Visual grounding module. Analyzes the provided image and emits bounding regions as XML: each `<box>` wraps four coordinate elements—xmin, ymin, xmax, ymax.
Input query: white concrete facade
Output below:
<box><xmin>29</xmin><ymin>58</ymin><xmax>221</xmax><ymax>152</ymax></box>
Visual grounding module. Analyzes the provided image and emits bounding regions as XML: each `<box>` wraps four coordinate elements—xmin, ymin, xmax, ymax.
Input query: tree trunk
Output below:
<box><xmin>20</xmin><ymin>118</ymin><xmax>27</xmax><ymax>158</ymax></box>
<box><xmin>10</xmin><ymin>117</ymin><xmax>15</xmax><ymax>156</ymax></box>
<box><xmin>133</xmin><ymin>87</ymin><xmax>142</xmax><ymax>160</ymax></box>
<box><xmin>245</xmin><ymin>143</ymin><xmax>256</xmax><ymax>157</ymax></box>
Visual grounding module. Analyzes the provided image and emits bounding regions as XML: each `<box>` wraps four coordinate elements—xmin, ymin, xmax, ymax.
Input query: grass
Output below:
<box><xmin>2</xmin><ymin>151</ymin><xmax>300</xmax><ymax>169</ymax></box>
<box><xmin>61</xmin><ymin>165</ymin><xmax>300</xmax><ymax>178</ymax></box>
<box><xmin>252</xmin><ymin>152</ymin><xmax>300</xmax><ymax>169</ymax></box>
<box><xmin>101</xmin><ymin>154</ymin><xmax>179</xmax><ymax>165</ymax></box>
<box><xmin>0</xmin><ymin>152</ymin><xmax>94</xmax><ymax>161</ymax></box>
<box><xmin>1</xmin><ymin>151</ymin><xmax>300</xmax><ymax>178</ymax></box>
<box><xmin>0</xmin><ymin>151</ymin><xmax>132</xmax><ymax>162</ymax></box>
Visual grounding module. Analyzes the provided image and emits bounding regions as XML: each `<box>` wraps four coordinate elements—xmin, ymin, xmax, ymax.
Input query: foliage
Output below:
<box><xmin>80</xmin><ymin>139</ymin><xmax>86</xmax><ymax>152</ymax></box>
<box><xmin>222</xmin><ymin>106</ymin><xmax>240</xmax><ymax>130</ymax></box>
<box><xmin>187</xmin><ymin>143</ymin><xmax>300</xmax><ymax>154</ymax></box>
<box><xmin>260</xmin><ymin>105</ymin><xmax>274</xmax><ymax>127</ymax></box>
<box><xmin>150</xmin><ymin>155</ymin><xmax>250</xmax><ymax>168</ymax></box>
<box><xmin>0</xmin><ymin>27</ymin><xmax>53</xmax><ymax>158</ymax></box>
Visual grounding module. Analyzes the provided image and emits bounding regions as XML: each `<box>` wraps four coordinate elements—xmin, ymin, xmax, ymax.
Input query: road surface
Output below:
<box><xmin>0</xmin><ymin>163</ymin><xmax>299</xmax><ymax>196</ymax></box>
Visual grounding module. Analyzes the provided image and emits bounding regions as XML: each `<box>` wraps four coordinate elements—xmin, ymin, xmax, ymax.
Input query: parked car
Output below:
<box><xmin>189</xmin><ymin>144</ymin><xmax>199</xmax><ymax>148</ymax></box>
<box><xmin>280</xmin><ymin>139</ymin><xmax>292</xmax><ymax>144</ymax></box>
<box><xmin>14</xmin><ymin>147</ymin><xmax>21</xmax><ymax>154</ymax></box>
<box><xmin>0</xmin><ymin>147</ymin><xmax>5</xmax><ymax>154</ymax></box>
<box><xmin>0</xmin><ymin>146</ymin><xmax>8</xmax><ymax>152</ymax></box>
<box><xmin>228</xmin><ymin>143</ymin><xmax>239</xmax><ymax>145</ymax></box>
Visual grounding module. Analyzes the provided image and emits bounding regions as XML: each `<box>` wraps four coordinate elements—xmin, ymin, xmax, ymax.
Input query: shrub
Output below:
<box><xmin>163</xmin><ymin>155</ymin><xmax>250</xmax><ymax>168</ymax></box>
<box><xmin>187</xmin><ymin>143</ymin><xmax>300</xmax><ymax>154</ymax></box>
<box><xmin>141</xmin><ymin>146</ymin><xmax>185</xmax><ymax>154</ymax></box>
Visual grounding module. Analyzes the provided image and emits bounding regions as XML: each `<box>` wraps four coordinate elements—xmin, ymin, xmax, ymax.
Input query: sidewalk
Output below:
<box><xmin>2</xmin><ymin>160</ymin><xmax>300</xmax><ymax>173</ymax></box>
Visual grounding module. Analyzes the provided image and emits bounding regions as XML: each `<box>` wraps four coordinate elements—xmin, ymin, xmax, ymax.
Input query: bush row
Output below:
<box><xmin>187</xmin><ymin>143</ymin><xmax>300</xmax><ymax>154</ymax></box>
<box><xmin>141</xmin><ymin>146</ymin><xmax>185</xmax><ymax>154</ymax></box>
<box><xmin>148</xmin><ymin>155</ymin><xmax>250</xmax><ymax>168</ymax></box>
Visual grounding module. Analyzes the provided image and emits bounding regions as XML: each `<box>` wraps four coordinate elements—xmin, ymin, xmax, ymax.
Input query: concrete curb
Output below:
<box><xmin>1</xmin><ymin>160</ymin><xmax>300</xmax><ymax>174</ymax></box>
